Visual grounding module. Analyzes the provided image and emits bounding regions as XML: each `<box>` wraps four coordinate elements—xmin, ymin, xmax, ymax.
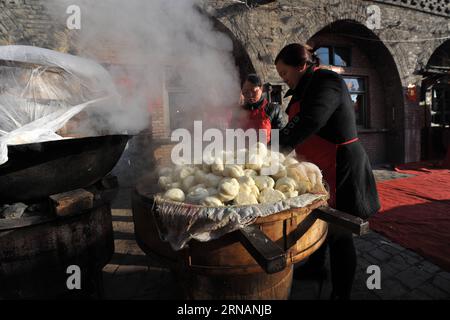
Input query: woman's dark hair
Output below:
<box><xmin>243</xmin><ymin>73</ymin><xmax>262</xmax><ymax>88</ymax></box>
<box><xmin>274</xmin><ymin>43</ymin><xmax>320</xmax><ymax>67</ymax></box>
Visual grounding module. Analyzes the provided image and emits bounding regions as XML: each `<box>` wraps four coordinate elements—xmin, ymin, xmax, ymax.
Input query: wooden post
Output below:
<box><xmin>313</xmin><ymin>206</ymin><xmax>370</xmax><ymax>236</ymax></box>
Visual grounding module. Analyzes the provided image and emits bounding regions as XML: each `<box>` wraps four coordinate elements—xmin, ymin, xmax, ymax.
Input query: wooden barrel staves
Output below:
<box><xmin>132</xmin><ymin>181</ymin><xmax>329</xmax><ymax>300</ymax></box>
<box><xmin>0</xmin><ymin>202</ymin><xmax>114</xmax><ymax>299</ymax></box>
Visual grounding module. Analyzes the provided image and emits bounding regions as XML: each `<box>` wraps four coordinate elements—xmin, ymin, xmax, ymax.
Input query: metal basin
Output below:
<box><xmin>0</xmin><ymin>134</ymin><xmax>131</xmax><ymax>203</ymax></box>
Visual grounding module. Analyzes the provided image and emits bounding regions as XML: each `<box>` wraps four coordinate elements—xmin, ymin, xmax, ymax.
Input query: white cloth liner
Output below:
<box><xmin>153</xmin><ymin>192</ymin><xmax>328</xmax><ymax>251</ymax></box>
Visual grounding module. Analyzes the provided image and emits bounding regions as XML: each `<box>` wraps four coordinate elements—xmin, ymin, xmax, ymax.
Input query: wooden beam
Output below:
<box><xmin>50</xmin><ymin>189</ymin><xmax>94</xmax><ymax>217</ymax></box>
<box><xmin>285</xmin><ymin>213</ymin><xmax>319</xmax><ymax>249</ymax></box>
<box><xmin>237</xmin><ymin>225</ymin><xmax>286</xmax><ymax>274</ymax></box>
<box><xmin>313</xmin><ymin>206</ymin><xmax>370</xmax><ymax>236</ymax></box>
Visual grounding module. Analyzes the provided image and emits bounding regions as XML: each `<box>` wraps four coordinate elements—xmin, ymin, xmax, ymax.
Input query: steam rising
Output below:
<box><xmin>45</xmin><ymin>0</ymin><xmax>241</xmax><ymax>134</ymax></box>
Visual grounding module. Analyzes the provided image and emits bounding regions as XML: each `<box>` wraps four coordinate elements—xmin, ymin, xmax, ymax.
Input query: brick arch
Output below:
<box><xmin>301</xmin><ymin>8</ymin><xmax>367</xmax><ymax>41</ymax></box>
<box><xmin>209</xmin><ymin>16</ymin><xmax>257</xmax><ymax>84</ymax></box>
<box><xmin>282</xmin><ymin>2</ymin><xmax>412</xmax><ymax>86</ymax></box>
<box><xmin>429</xmin><ymin>39</ymin><xmax>450</xmax><ymax>65</ymax></box>
<box><xmin>302</xmin><ymin>18</ymin><xmax>407</xmax><ymax>163</ymax></box>
<box><xmin>419</xmin><ymin>38</ymin><xmax>450</xmax><ymax>68</ymax></box>
<box><xmin>375</xmin><ymin>28</ymin><xmax>411</xmax><ymax>85</ymax></box>
<box><xmin>217</xmin><ymin>17</ymin><xmax>274</xmax><ymax>81</ymax></box>
<box><xmin>307</xmin><ymin>27</ymin><xmax>410</xmax><ymax>86</ymax></box>
<box><xmin>283</xmin><ymin>1</ymin><xmax>368</xmax><ymax>45</ymax></box>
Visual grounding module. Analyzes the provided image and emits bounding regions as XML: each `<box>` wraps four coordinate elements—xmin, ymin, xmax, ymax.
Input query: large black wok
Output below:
<box><xmin>0</xmin><ymin>135</ymin><xmax>131</xmax><ymax>203</ymax></box>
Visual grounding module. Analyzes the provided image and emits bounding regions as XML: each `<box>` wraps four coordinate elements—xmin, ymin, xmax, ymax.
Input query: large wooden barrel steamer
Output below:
<box><xmin>133</xmin><ymin>180</ymin><xmax>330</xmax><ymax>300</ymax></box>
<box><xmin>0</xmin><ymin>194</ymin><xmax>115</xmax><ymax>299</ymax></box>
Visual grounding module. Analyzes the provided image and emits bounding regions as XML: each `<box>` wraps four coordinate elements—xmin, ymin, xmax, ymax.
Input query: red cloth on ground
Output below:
<box><xmin>370</xmin><ymin>162</ymin><xmax>450</xmax><ymax>271</ymax></box>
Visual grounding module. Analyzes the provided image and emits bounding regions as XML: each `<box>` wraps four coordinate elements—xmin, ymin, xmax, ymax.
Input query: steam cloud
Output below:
<box><xmin>45</xmin><ymin>0</ymin><xmax>241</xmax><ymax>135</ymax></box>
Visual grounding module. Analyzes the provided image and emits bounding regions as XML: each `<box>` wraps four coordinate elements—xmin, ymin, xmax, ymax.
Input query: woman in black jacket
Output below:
<box><xmin>274</xmin><ymin>43</ymin><xmax>380</xmax><ymax>299</ymax></box>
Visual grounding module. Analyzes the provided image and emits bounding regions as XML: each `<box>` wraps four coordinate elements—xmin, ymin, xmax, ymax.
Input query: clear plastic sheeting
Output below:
<box><xmin>153</xmin><ymin>192</ymin><xmax>328</xmax><ymax>251</ymax></box>
<box><xmin>0</xmin><ymin>45</ymin><xmax>118</xmax><ymax>165</ymax></box>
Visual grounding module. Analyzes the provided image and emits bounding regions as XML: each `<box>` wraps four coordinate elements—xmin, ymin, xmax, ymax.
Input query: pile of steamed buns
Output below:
<box><xmin>158</xmin><ymin>143</ymin><xmax>326</xmax><ymax>207</ymax></box>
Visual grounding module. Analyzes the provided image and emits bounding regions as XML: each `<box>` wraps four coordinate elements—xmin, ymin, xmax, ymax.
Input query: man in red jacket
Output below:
<box><xmin>236</xmin><ymin>74</ymin><xmax>287</xmax><ymax>142</ymax></box>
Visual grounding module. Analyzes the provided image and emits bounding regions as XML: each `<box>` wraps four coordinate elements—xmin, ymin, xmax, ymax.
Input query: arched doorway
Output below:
<box><xmin>307</xmin><ymin>20</ymin><xmax>405</xmax><ymax>165</ymax></box>
<box><xmin>420</xmin><ymin>40</ymin><xmax>450</xmax><ymax>161</ymax></box>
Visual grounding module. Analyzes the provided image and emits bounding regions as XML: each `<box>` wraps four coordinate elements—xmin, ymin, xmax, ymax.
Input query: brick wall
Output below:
<box><xmin>207</xmin><ymin>0</ymin><xmax>449</xmax><ymax>163</ymax></box>
<box><xmin>0</xmin><ymin>0</ymin><xmax>66</xmax><ymax>48</ymax></box>
<box><xmin>1</xmin><ymin>0</ymin><xmax>449</xmax><ymax>175</ymax></box>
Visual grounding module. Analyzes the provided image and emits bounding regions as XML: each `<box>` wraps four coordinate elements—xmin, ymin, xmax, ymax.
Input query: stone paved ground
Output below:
<box><xmin>372</xmin><ymin>169</ymin><xmax>415</xmax><ymax>182</ymax></box>
<box><xmin>102</xmin><ymin>170</ymin><xmax>450</xmax><ymax>300</ymax></box>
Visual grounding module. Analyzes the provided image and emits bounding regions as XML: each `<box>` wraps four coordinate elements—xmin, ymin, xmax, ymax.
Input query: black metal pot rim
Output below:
<box><xmin>5</xmin><ymin>134</ymin><xmax>134</xmax><ymax>149</ymax></box>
